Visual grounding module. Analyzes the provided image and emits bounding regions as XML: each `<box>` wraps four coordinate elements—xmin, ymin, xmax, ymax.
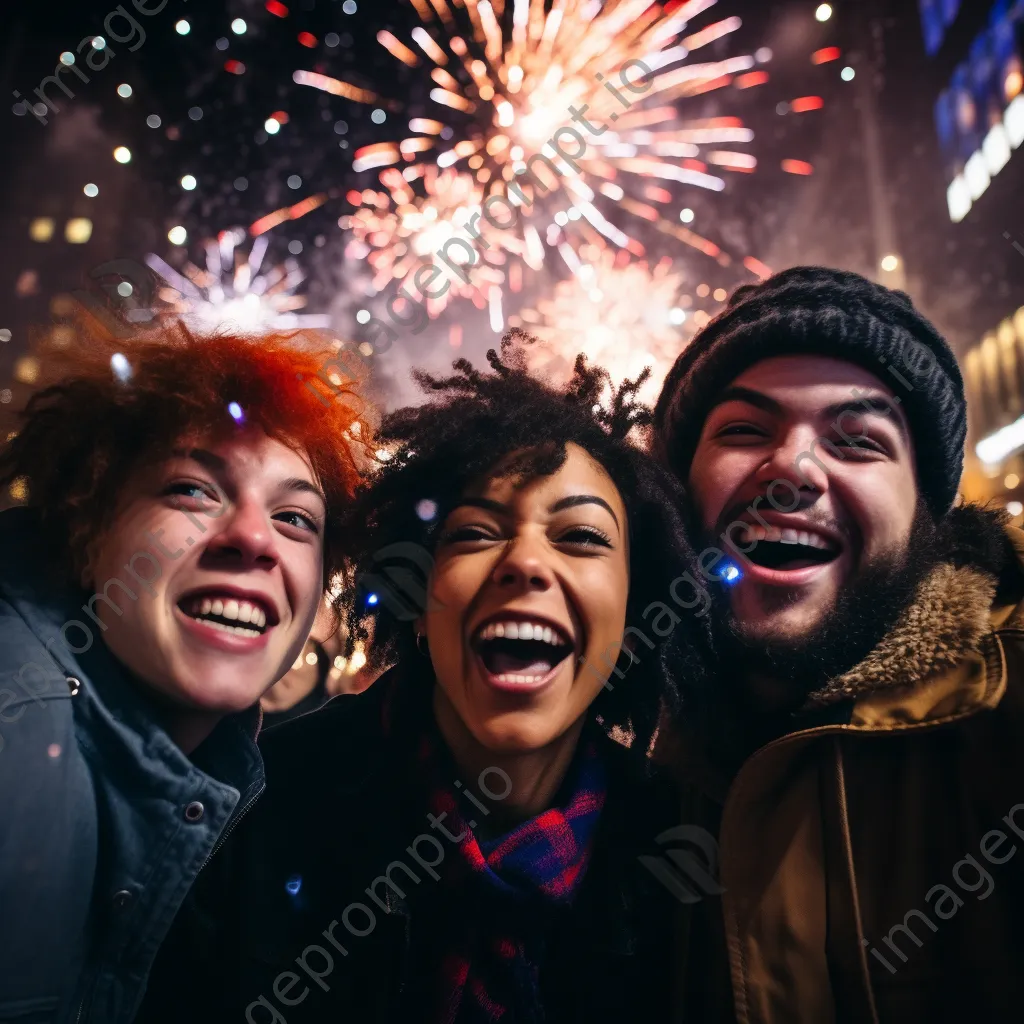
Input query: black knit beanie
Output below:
<box><xmin>652</xmin><ymin>266</ymin><xmax>966</xmax><ymax>519</ymax></box>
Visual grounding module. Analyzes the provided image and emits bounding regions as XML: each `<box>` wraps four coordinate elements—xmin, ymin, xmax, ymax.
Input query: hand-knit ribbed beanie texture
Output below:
<box><xmin>652</xmin><ymin>266</ymin><xmax>966</xmax><ymax>518</ymax></box>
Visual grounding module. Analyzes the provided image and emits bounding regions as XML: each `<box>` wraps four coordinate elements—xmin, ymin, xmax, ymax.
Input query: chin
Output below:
<box><xmin>161</xmin><ymin>665</ymin><xmax>272</xmax><ymax>714</ymax></box>
<box><xmin>472</xmin><ymin>716</ymin><xmax>558</xmax><ymax>755</ymax></box>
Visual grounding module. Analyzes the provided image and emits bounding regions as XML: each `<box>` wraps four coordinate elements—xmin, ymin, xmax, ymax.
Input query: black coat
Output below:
<box><xmin>138</xmin><ymin>672</ymin><xmax>680</xmax><ymax>1023</ymax></box>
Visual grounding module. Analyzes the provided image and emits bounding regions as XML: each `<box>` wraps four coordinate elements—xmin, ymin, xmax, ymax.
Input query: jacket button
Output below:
<box><xmin>112</xmin><ymin>889</ymin><xmax>133</xmax><ymax>909</ymax></box>
<box><xmin>184</xmin><ymin>801</ymin><xmax>205</xmax><ymax>822</ymax></box>
<box><xmin>66</xmin><ymin>676</ymin><xmax>81</xmax><ymax>696</ymax></box>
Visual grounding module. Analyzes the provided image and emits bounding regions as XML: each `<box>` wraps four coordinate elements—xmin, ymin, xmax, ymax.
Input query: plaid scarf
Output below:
<box><xmin>382</xmin><ymin>675</ymin><xmax>608</xmax><ymax>1023</ymax></box>
<box><xmin>423</xmin><ymin>730</ymin><xmax>607</xmax><ymax>1024</ymax></box>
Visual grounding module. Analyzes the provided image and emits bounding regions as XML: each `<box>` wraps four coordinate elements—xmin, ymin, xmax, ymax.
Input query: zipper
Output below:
<box><xmin>199</xmin><ymin>780</ymin><xmax>265</xmax><ymax>871</ymax></box>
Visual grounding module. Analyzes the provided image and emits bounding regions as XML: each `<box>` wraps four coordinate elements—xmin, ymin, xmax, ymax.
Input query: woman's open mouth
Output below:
<box><xmin>470</xmin><ymin>617</ymin><xmax>575</xmax><ymax>692</ymax></box>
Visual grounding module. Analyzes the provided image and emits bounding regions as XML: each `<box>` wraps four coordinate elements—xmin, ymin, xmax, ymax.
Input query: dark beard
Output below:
<box><xmin>708</xmin><ymin>506</ymin><xmax>944</xmax><ymax>709</ymax></box>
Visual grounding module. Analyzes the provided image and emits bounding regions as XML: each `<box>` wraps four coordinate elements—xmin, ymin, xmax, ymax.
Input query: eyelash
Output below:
<box><xmin>558</xmin><ymin>525</ymin><xmax>613</xmax><ymax>548</ymax></box>
<box><xmin>716</xmin><ymin>426</ymin><xmax>889</xmax><ymax>457</ymax></box>
<box><xmin>716</xmin><ymin>424</ymin><xmax>767</xmax><ymax>439</ymax></box>
<box><xmin>164</xmin><ymin>480</ymin><xmax>219</xmax><ymax>503</ymax></box>
<box><xmin>440</xmin><ymin>524</ymin><xmax>613</xmax><ymax>548</ymax></box>
<box><xmin>163</xmin><ymin>482</ymin><xmax>321</xmax><ymax>534</ymax></box>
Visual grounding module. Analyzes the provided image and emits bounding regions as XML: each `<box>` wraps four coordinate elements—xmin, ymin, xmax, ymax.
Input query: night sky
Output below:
<box><xmin>1</xmin><ymin>0</ymin><xmax>1021</xmax><ymax>419</ymax></box>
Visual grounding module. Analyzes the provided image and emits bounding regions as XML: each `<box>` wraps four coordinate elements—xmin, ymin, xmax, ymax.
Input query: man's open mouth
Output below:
<box><xmin>738</xmin><ymin>523</ymin><xmax>842</xmax><ymax>572</ymax></box>
<box><xmin>471</xmin><ymin>618</ymin><xmax>575</xmax><ymax>686</ymax></box>
<box><xmin>178</xmin><ymin>593</ymin><xmax>274</xmax><ymax>638</ymax></box>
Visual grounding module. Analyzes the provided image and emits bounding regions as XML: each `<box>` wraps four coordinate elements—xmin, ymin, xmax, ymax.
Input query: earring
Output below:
<box><xmin>415</xmin><ymin>633</ymin><xmax>430</xmax><ymax>658</ymax></box>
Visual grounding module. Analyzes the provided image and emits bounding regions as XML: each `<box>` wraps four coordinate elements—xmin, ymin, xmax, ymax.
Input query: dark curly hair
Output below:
<box><xmin>341</xmin><ymin>331</ymin><xmax>712</xmax><ymax>761</ymax></box>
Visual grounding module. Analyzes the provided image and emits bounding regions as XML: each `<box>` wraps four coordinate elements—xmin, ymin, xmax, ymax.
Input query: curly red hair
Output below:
<box><xmin>0</xmin><ymin>317</ymin><xmax>373</xmax><ymax>586</ymax></box>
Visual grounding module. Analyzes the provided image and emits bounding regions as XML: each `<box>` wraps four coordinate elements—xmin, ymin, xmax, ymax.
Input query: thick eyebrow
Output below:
<box><xmin>278</xmin><ymin>477</ymin><xmax>327</xmax><ymax>509</ymax></box>
<box><xmin>823</xmin><ymin>398</ymin><xmax>910</xmax><ymax>442</ymax></box>
<box><xmin>710</xmin><ymin>386</ymin><xmax>783</xmax><ymax>417</ymax></box>
<box><xmin>549</xmin><ymin>494</ymin><xmax>620</xmax><ymax>532</ymax></box>
<box><xmin>174</xmin><ymin>447</ymin><xmax>226</xmax><ymax>472</ymax></box>
<box><xmin>451</xmin><ymin>494</ymin><xmax>621</xmax><ymax>532</ymax></box>
<box><xmin>172</xmin><ymin>449</ymin><xmax>326</xmax><ymax>508</ymax></box>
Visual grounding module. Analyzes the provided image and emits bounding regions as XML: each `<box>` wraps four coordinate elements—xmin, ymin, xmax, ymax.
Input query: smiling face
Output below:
<box><xmin>688</xmin><ymin>356</ymin><xmax>919</xmax><ymax>649</ymax></box>
<box><xmin>422</xmin><ymin>443</ymin><xmax>630</xmax><ymax>755</ymax></box>
<box><xmin>85</xmin><ymin>428</ymin><xmax>326</xmax><ymax>716</ymax></box>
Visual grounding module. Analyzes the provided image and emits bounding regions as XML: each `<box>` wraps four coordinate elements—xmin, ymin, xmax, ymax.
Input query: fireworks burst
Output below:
<box><xmin>146</xmin><ymin>228</ymin><xmax>331</xmax><ymax>332</ymax></box>
<box><xmin>297</xmin><ymin>0</ymin><xmax>779</xmax><ymax>315</ymax></box>
<box><xmin>340</xmin><ymin>165</ymin><xmax>521</xmax><ymax>316</ymax></box>
<box><xmin>515</xmin><ymin>248</ymin><xmax>705</xmax><ymax>405</ymax></box>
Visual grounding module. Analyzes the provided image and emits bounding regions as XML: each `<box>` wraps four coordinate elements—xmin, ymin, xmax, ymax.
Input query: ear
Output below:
<box><xmin>414</xmin><ymin>614</ymin><xmax>426</xmax><ymax>636</ymax></box>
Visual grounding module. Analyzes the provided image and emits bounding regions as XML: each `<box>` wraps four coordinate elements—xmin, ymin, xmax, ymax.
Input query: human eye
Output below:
<box><xmin>557</xmin><ymin>525</ymin><xmax>613</xmax><ymax>550</ymax></box>
<box><xmin>163</xmin><ymin>479</ymin><xmax>220</xmax><ymax>505</ymax></box>
<box><xmin>716</xmin><ymin>422</ymin><xmax>768</xmax><ymax>439</ymax></box>
<box><xmin>829</xmin><ymin>427</ymin><xmax>890</xmax><ymax>456</ymax></box>
<box><xmin>273</xmin><ymin>509</ymin><xmax>321</xmax><ymax>534</ymax></box>
<box><xmin>438</xmin><ymin>523</ymin><xmax>500</xmax><ymax>545</ymax></box>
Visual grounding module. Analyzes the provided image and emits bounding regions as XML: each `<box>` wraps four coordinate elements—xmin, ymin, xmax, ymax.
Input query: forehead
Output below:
<box><xmin>470</xmin><ymin>443</ymin><xmax>623</xmax><ymax>511</ymax></box>
<box><xmin>169</xmin><ymin>427</ymin><xmax>317</xmax><ymax>482</ymax></box>
<box><xmin>728</xmin><ymin>355</ymin><xmax>898</xmax><ymax>411</ymax></box>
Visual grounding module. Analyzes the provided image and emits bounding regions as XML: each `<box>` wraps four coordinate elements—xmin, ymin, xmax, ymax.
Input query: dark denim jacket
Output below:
<box><xmin>0</xmin><ymin>508</ymin><xmax>264</xmax><ymax>1024</ymax></box>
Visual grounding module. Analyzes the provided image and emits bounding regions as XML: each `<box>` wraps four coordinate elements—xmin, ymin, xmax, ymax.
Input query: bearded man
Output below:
<box><xmin>653</xmin><ymin>267</ymin><xmax>1024</xmax><ymax>1024</ymax></box>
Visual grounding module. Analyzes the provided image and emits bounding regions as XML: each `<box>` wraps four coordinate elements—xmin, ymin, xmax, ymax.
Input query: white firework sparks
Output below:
<box><xmin>516</xmin><ymin>250</ymin><xmax>707</xmax><ymax>405</ymax></box>
<box><xmin>146</xmin><ymin>229</ymin><xmax>332</xmax><ymax>332</ymax></box>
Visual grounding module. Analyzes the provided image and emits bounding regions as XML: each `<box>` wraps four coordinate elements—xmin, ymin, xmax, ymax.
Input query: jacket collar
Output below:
<box><xmin>796</xmin><ymin>520</ymin><xmax>1024</xmax><ymax>730</ymax></box>
<box><xmin>803</xmin><ymin>560</ymin><xmax>998</xmax><ymax>710</ymax></box>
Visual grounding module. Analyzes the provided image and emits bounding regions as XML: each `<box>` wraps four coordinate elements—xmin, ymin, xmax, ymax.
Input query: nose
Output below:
<box><xmin>752</xmin><ymin>423</ymin><xmax>830</xmax><ymax>504</ymax></box>
<box><xmin>200</xmin><ymin>493</ymin><xmax>279</xmax><ymax>570</ymax></box>
<box><xmin>490</xmin><ymin>530</ymin><xmax>556</xmax><ymax>593</ymax></box>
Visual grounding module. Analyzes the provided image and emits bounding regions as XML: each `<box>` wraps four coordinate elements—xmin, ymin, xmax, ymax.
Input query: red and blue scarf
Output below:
<box><xmin>419</xmin><ymin>729</ymin><xmax>608</xmax><ymax>1024</ymax></box>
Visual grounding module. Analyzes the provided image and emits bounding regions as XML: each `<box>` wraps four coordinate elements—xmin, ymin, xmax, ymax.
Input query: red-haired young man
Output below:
<box><xmin>0</xmin><ymin>321</ymin><xmax>369</xmax><ymax>1024</ymax></box>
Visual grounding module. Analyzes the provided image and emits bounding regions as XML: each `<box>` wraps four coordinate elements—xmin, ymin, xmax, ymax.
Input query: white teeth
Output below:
<box><xmin>494</xmin><ymin>672</ymin><xmax>546</xmax><ymax>684</ymax></box>
<box><xmin>476</xmin><ymin>620</ymin><xmax>569</xmax><ymax>645</ymax></box>
<box><xmin>739</xmin><ymin>523</ymin><xmax>836</xmax><ymax>552</ymax></box>
<box><xmin>200</xmin><ymin>619</ymin><xmax>261</xmax><ymax>638</ymax></box>
<box><xmin>185</xmin><ymin>596</ymin><xmax>270</xmax><ymax>632</ymax></box>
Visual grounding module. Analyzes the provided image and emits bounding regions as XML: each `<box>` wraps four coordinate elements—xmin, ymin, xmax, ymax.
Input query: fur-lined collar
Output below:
<box><xmin>803</xmin><ymin>561</ymin><xmax>997</xmax><ymax>708</ymax></box>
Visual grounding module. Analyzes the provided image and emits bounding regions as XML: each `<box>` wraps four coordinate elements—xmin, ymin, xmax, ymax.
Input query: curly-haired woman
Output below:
<box><xmin>0</xmin><ymin>320</ymin><xmax>370</xmax><ymax>1024</ymax></box>
<box><xmin>140</xmin><ymin>336</ymin><xmax>715</xmax><ymax>1024</ymax></box>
